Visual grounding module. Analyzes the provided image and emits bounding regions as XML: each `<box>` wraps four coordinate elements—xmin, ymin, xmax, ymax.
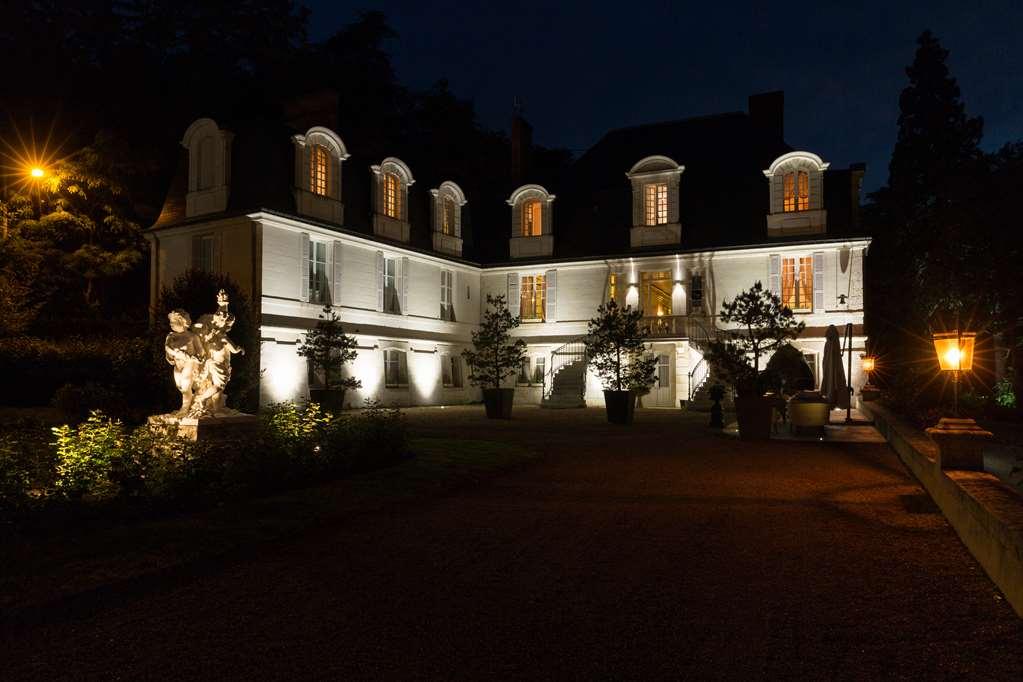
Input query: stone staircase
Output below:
<box><xmin>540</xmin><ymin>358</ymin><xmax>587</xmax><ymax>409</ymax></box>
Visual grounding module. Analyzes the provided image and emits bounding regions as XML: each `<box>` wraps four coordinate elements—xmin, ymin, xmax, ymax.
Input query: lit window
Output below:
<box><xmin>781</xmin><ymin>256</ymin><xmax>813</xmax><ymax>311</ymax></box>
<box><xmin>440</xmin><ymin>270</ymin><xmax>454</xmax><ymax>321</ymax></box>
<box><xmin>441</xmin><ymin>197</ymin><xmax>456</xmax><ymax>236</ymax></box>
<box><xmin>311</xmin><ymin>145</ymin><xmax>329</xmax><ymax>196</ymax></box>
<box><xmin>783</xmin><ymin>171</ymin><xmax>809</xmax><ymax>212</ymax></box>
<box><xmin>383</xmin><ymin>257</ymin><xmax>400</xmax><ymax>314</ymax></box>
<box><xmin>520</xmin><ymin>274</ymin><xmax>545</xmax><ymax>321</ymax></box>
<box><xmin>521</xmin><ymin>200</ymin><xmax>542</xmax><ymax>237</ymax></box>
<box><xmin>308</xmin><ymin>240</ymin><xmax>329</xmax><ymax>304</ymax></box>
<box><xmin>644</xmin><ymin>183</ymin><xmax>668</xmax><ymax>225</ymax></box>
<box><xmin>384</xmin><ymin>172</ymin><xmax>401</xmax><ymax>219</ymax></box>
<box><xmin>641</xmin><ymin>271</ymin><xmax>673</xmax><ymax>317</ymax></box>
<box><xmin>384</xmin><ymin>349</ymin><xmax>408</xmax><ymax>387</ymax></box>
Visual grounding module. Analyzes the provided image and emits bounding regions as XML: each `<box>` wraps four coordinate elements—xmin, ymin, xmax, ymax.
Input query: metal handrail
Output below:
<box><xmin>686</xmin><ymin>318</ymin><xmax>722</xmax><ymax>401</ymax></box>
<box><xmin>541</xmin><ymin>335</ymin><xmax>589</xmax><ymax>401</ymax></box>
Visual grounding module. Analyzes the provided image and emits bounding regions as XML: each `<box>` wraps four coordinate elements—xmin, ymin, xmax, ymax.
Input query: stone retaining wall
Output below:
<box><xmin>866</xmin><ymin>402</ymin><xmax>1023</xmax><ymax>617</ymax></box>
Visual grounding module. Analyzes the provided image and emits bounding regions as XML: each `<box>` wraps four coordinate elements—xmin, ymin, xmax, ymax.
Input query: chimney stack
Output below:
<box><xmin>748</xmin><ymin>91</ymin><xmax>784</xmax><ymax>140</ymax></box>
<box><xmin>511</xmin><ymin>101</ymin><xmax>533</xmax><ymax>186</ymax></box>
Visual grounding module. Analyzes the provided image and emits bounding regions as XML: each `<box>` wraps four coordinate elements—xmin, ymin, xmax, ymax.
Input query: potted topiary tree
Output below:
<box><xmin>297</xmin><ymin>306</ymin><xmax>362</xmax><ymax>413</ymax></box>
<box><xmin>585</xmin><ymin>300</ymin><xmax>658</xmax><ymax>424</ymax></box>
<box><xmin>705</xmin><ymin>282</ymin><xmax>804</xmax><ymax>440</ymax></box>
<box><xmin>462</xmin><ymin>295</ymin><xmax>527</xmax><ymax>419</ymax></box>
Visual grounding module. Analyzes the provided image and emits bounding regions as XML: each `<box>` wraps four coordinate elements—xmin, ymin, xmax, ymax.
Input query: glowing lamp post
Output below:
<box><xmin>931</xmin><ymin>331</ymin><xmax>975</xmax><ymax>416</ymax></box>
<box><xmin>860</xmin><ymin>354</ymin><xmax>879</xmax><ymax>402</ymax></box>
<box><xmin>27</xmin><ymin>165</ymin><xmax>47</xmax><ymax>220</ymax></box>
<box><xmin>926</xmin><ymin>330</ymin><xmax>990</xmax><ymax>470</ymax></box>
<box><xmin>30</xmin><ymin>167</ymin><xmax>45</xmax><ymax>178</ymax></box>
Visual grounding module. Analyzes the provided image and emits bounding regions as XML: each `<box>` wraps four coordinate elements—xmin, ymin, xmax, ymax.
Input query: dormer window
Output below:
<box><xmin>644</xmin><ymin>182</ymin><xmax>668</xmax><ymax>225</ymax></box>
<box><xmin>627</xmin><ymin>156</ymin><xmax>684</xmax><ymax>248</ymax></box>
<box><xmin>310</xmin><ymin>145</ymin><xmax>329</xmax><ymax>196</ymax></box>
<box><xmin>372</xmin><ymin>158</ymin><xmax>414</xmax><ymax>243</ymax></box>
<box><xmin>292</xmin><ymin>127</ymin><xmax>349</xmax><ymax>223</ymax></box>
<box><xmin>764</xmin><ymin>151</ymin><xmax>829</xmax><ymax>236</ymax></box>
<box><xmin>522</xmin><ymin>199</ymin><xmax>542</xmax><ymax>236</ymax></box>
<box><xmin>430</xmin><ymin>181</ymin><xmax>466</xmax><ymax>256</ymax></box>
<box><xmin>181</xmin><ymin>118</ymin><xmax>233</xmax><ymax>218</ymax></box>
<box><xmin>506</xmin><ymin>185</ymin><xmax>555</xmax><ymax>258</ymax></box>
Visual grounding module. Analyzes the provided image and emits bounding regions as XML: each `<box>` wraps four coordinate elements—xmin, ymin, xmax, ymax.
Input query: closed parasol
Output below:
<box><xmin>820</xmin><ymin>324</ymin><xmax>849</xmax><ymax>410</ymax></box>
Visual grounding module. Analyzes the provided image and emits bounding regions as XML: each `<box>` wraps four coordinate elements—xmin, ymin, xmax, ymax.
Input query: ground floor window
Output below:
<box><xmin>384</xmin><ymin>349</ymin><xmax>408</xmax><ymax>387</ymax></box>
<box><xmin>532</xmin><ymin>356</ymin><xmax>546</xmax><ymax>384</ymax></box>
<box><xmin>442</xmin><ymin>353</ymin><xmax>463</xmax><ymax>388</ymax></box>
<box><xmin>802</xmin><ymin>352</ymin><xmax>819</xmax><ymax>388</ymax></box>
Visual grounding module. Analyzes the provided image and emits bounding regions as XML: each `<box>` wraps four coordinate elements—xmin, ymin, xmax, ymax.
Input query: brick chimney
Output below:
<box><xmin>511</xmin><ymin>102</ymin><xmax>533</xmax><ymax>186</ymax></box>
<box><xmin>748</xmin><ymin>91</ymin><xmax>784</xmax><ymax>140</ymax></box>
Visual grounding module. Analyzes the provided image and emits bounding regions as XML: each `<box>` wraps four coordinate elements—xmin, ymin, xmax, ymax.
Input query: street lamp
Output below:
<box><xmin>860</xmin><ymin>354</ymin><xmax>879</xmax><ymax>401</ymax></box>
<box><xmin>26</xmin><ymin>165</ymin><xmax>47</xmax><ymax>220</ymax></box>
<box><xmin>932</xmin><ymin>330</ymin><xmax>975</xmax><ymax>417</ymax></box>
<box><xmin>30</xmin><ymin>167</ymin><xmax>45</xmax><ymax>178</ymax></box>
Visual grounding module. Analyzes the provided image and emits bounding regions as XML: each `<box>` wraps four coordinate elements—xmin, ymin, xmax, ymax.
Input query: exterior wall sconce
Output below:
<box><xmin>926</xmin><ymin>329</ymin><xmax>990</xmax><ymax>470</ymax></box>
<box><xmin>860</xmin><ymin>354</ymin><xmax>879</xmax><ymax>401</ymax></box>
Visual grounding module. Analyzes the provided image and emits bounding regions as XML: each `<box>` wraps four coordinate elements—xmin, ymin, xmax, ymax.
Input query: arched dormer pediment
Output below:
<box><xmin>762</xmin><ymin>150</ymin><xmax>829</xmax><ymax>178</ymax></box>
<box><xmin>430</xmin><ymin>181</ymin><xmax>467</xmax><ymax>256</ymax></box>
<box><xmin>626</xmin><ymin>156</ymin><xmax>684</xmax><ymax>248</ymax></box>
<box><xmin>371</xmin><ymin>157</ymin><xmax>414</xmax><ymax>242</ymax></box>
<box><xmin>292</xmin><ymin>126</ymin><xmax>349</xmax><ymax>223</ymax></box>
<box><xmin>763</xmin><ymin>151</ymin><xmax>829</xmax><ymax>236</ymax></box>
<box><xmin>181</xmin><ymin>118</ymin><xmax>233</xmax><ymax>218</ymax></box>
<box><xmin>507</xmin><ymin>184</ymin><xmax>554</xmax><ymax>259</ymax></box>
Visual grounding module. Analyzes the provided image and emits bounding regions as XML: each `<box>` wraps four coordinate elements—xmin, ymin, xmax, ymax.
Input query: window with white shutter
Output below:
<box><xmin>401</xmin><ymin>257</ymin><xmax>409</xmax><ymax>315</ymax></box>
<box><xmin>384</xmin><ymin>349</ymin><xmax>408</xmax><ymax>387</ymax></box>
<box><xmin>440</xmin><ymin>270</ymin><xmax>454</xmax><ymax>321</ymax></box>
<box><xmin>383</xmin><ymin>257</ymin><xmax>400</xmax><ymax>314</ymax></box>
<box><xmin>332</xmin><ymin>241</ymin><xmax>343</xmax><ymax>307</ymax></box>
<box><xmin>300</xmin><ymin>233</ymin><xmax>311</xmax><ymax>302</ymax></box>
<box><xmin>813</xmin><ymin>252</ymin><xmax>825</xmax><ymax>311</ymax></box>
<box><xmin>375</xmin><ymin>251</ymin><xmax>384</xmax><ymax>311</ymax></box>
<box><xmin>544</xmin><ymin>270</ymin><xmax>557</xmax><ymax>322</ymax></box>
<box><xmin>768</xmin><ymin>254</ymin><xmax>780</xmax><ymax>298</ymax></box>
<box><xmin>506</xmin><ymin>273</ymin><xmax>520</xmax><ymax>317</ymax></box>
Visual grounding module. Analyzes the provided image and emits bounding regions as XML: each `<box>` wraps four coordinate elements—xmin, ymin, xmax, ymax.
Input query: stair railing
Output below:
<box><xmin>541</xmin><ymin>335</ymin><xmax>589</xmax><ymax>401</ymax></box>
<box><xmin>686</xmin><ymin>317</ymin><xmax>722</xmax><ymax>401</ymax></box>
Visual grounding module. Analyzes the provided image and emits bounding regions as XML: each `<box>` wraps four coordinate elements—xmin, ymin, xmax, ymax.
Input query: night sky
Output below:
<box><xmin>306</xmin><ymin>1</ymin><xmax>1022</xmax><ymax>192</ymax></box>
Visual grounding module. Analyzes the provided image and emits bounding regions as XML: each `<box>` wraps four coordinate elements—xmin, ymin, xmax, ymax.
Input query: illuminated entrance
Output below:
<box><xmin>641</xmin><ymin>271</ymin><xmax>673</xmax><ymax>316</ymax></box>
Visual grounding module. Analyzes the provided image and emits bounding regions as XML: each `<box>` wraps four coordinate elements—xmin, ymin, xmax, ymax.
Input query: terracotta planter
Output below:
<box><xmin>482</xmin><ymin>388</ymin><xmax>515</xmax><ymax>419</ymax></box>
<box><xmin>734</xmin><ymin>394</ymin><xmax>772</xmax><ymax>441</ymax></box>
<box><xmin>309</xmin><ymin>388</ymin><xmax>347</xmax><ymax>413</ymax></box>
<box><xmin>604</xmin><ymin>390</ymin><xmax>635</xmax><ymax>425</ymax></box>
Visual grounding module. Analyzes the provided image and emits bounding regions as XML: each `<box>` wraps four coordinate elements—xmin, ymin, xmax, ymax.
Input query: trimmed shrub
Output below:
<box><xmin>52</xmin><ymin>411</ymin><xmax>131</xmax><ymax>500</ymax></box>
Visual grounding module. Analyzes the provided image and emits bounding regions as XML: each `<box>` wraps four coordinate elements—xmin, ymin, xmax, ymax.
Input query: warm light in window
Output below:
<box><xmin>797</xmin><ymin>171</ymin><xmax>809</xmax><ymax>210</ymax></box>
<box><xmin>522</xmin><ymin>200</ymin><xmax>542</xmax><ymax>237</ymax></box>
<box><xmin>520</xmin><ymin>274</ymin><xmax>545</xmax><ymax>320</ymax></box>
<box><xmin>781</xmin><ymin>256</ymin><xmax>813</xmax><ymax>311</ymax></box>
<box><xmin>644</xmin><ymin>183</ymin><xmax>668</xmax><ymax>225</ymax></box>
<box><xmin>441</xmin><ymin>196</ymin><xmax>455</xmax><ymax>235</ymax></box>
<box><xmin>783</xmin><ymin>171</ymin><xmax>809</xmax><ymax>212</ymax></box>
<box><xmin>311</xmin><ymin>145</ymin><xmax>329</xmax><ymax>196</ymax></box>
<box><xmin>384</xmin><ymin>172</ymin><xmax>401</xmax><ymax>218</ymax></box>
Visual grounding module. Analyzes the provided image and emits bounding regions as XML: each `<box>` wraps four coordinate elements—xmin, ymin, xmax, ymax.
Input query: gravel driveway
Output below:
<box><xmin>4</xmin><ymin>406</ymin><xmax>1022</xmax><ymax>680</ymax></box>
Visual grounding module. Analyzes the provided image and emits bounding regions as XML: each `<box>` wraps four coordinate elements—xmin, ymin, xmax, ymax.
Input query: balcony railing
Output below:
<box><xmin>640</xmin><ymin>314</ymin><xmax>718</xmax><ymax>340</ymax></box>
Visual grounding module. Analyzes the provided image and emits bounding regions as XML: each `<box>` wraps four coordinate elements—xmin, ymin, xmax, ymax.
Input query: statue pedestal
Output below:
<box><xmin>149</xmin><ymin>412</ymin><xmax>259</xmax><ymax>442</ymax></box>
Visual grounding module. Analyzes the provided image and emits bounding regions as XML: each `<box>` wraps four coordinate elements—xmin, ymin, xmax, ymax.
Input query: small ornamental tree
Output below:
<box><xmin>462</xmin><ymin>295</ymin><xmax>526</xmax><ymax>389</ymax></box>
<box><xmin>297</xmin><ymin>306</ymin><xmax>362</xmax><ymax>394</ymax></box>
<box><xmin>584</xmin><ymin>300</ymin><xmax>658</xmax><ymax>392</ymax></box>
<box><xmin>705</xmin><ymin>281</ymin><xmax>805</xmax><ymax>397</ymax></box>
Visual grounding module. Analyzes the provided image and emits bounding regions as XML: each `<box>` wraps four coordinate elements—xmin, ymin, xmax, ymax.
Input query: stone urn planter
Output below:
<box><xmin>482</xmin><ymin>388</ymin><xmax>515</xmax><ymax>419</ymax></box>
<box><xmin>603</xmin><ymin>390</ymin><xmax>635</xmax><ymax>425</ymax></box>
<box><xmin>309</xmin><ymin>388</ymin><xmax>346</xmax><ymax>413</ymax></box>
<box><xmin>734</xmin><ymin>394</ymin><xmax>772</xmax><ymax>441</ymax></box>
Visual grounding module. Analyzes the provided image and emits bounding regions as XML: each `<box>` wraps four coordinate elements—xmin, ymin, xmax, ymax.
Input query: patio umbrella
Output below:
<box><xmin>820</xmin><ymin>325</ymin><xmax>849</xmax><ymax>409</ymax></box>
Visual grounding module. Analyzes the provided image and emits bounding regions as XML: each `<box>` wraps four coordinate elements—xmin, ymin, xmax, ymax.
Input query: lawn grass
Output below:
<box><xmin>0</xmin><ymin>437</ymin><xmax>538</xmax><ymax>613</ymax></box>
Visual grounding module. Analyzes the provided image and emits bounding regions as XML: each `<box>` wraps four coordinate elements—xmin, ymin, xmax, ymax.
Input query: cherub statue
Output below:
<box><xmin>189</xmin><ymin>303</ymin><xmax>245</xmax><ymax>417</ymax></box>
<box><xmin>164</xmin><ymin>309</ymin><xmax>204</xmax><ymax>416</ymax></box>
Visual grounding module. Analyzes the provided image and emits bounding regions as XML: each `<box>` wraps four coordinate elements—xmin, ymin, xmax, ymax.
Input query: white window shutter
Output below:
<box><xmin>507</xmin><ymin>273</ymin><xmax>520</xmax><ymax>316</ymax></box>
<box><xmin>191</xmin><ymin>235</ymin><xmax>202</xmax><ymax>271</ymax></box>
<box><xmin>399</xmin><ymin>350</ymin><xmax>408</xmax><ymax>384</ymax></box>
<box><xmin>541</xmin><ymin>202</ymin><xmax>552</xmax><ymax>235</ymax></box>
<box><xmin>669</xmin><ymin>178</ymin><xmax>680</xmax><ymax>224</ymax></box>
<box><xmin>813</xmin><ymin>252</ymin><xmax>825</xmax><ymax>311</ymax></box>
<box><xmin>401</xmin><ymin>257</ymin><xmax>410</xmax><ymax>315</ymax></box>
<box><xmin>545</xmin><ymin>269</ymin><xmax>557</xmax><ymax>322</ymax></box>
<box><xmin>300</xmin><ymin>232</ymin><xmax>310</xmax><ymax>302</ymax></box>
<box><xmin>375</xmin><ymin>251</ymin><xmax>384</xmax><ymax>312</ymax></box>
<box><xmin>768</xmin><ymin>254</ymin><xmax>780</xmax><ymax>296</ymax></box>
<box><xmin>332</xmin><ymin>241</ymin><xmax>343</xmax><ymax>307</ymax></box>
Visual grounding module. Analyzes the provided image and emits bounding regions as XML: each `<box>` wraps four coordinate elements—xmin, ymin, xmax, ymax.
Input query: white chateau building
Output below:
<box><xmin>146</xmin><ymin>92</ymin><xmax>870</xmax><ymax>409</ymax></box>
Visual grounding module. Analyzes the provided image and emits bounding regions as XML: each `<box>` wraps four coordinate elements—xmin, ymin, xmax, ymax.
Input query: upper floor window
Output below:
<box><xmin>690</xmin><ymin>274</ymin><xmax>703</xmax><ymax>308</ymax></box>
<box><xmin>441</xmin><ymin>197</ymin><xmax>456</xmax><ymax>235</ymax></box>
<box><xmin>644</xmin><ymin>183</ymin><xmax>668</xmax><ymax>225</ymax></box>
<box><xmin>431</xmin><ymin>181</ymin><xmax>466</xmax><ymax>252</ymax></box>
<box><xmin>196</xmin><ymin>137</ymin><xmax>215</xmax><ymax>190</ymax></box>
<box><xmin>440</xmin><ymin>270</ymin><xmax>455</xmax><ymax>321</ymax></box>
<box><xmin>181</xmin><ymin>118</ymin><xmax>233</xmax><ymax>217</ymax></box>
<box><xmin>520</xmin><ymin>274</ymin><xmax>546</xmax><ymax>321</ymax></box>
<box><xmin>522</xmin><ymin>200</ymin><xmax>542</xmax><ymax>237</ymax></box>
<box><xmin>308</xmin><ymin>240</ymin><xmax>329</xmax><ymax>304</ymax></box>
<box><xmin>383</xmin><ymin>256</ymin><xmax>400</xmax><ymax>314</ymax></box>
<box><xmin>311</xmin><ymin>145</ymin><xmax>330</xmax><ymax>196</ymax></box>
<box><xmin>781</xmin><ymin>255</ymin><xmax>813</xmax><ymax>312</ymax></box>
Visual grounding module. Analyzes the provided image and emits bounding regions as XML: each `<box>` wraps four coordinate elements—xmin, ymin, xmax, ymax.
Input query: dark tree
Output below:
<box><xmin>462</xmin><ymin>295</ymin><xmax>526</xmax><ymax>389</ymax></box>
<box><xmin>584</xmin><ymin>300</ymin><xmax>657</xmax><ymax>393</ymax></box>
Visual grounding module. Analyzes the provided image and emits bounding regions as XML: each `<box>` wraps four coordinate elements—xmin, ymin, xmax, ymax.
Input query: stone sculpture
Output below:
<box><xmin>163</xmin><ymin>289</ymin><xmax>245</xmax><ymax>418</ymax></box>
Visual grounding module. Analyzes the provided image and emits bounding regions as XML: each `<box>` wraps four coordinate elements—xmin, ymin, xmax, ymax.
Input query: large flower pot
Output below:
<box><xmin>734</xmin><ymin>394</ymin><xmax>772</xmax><ymax>441</ymax></box>
<box><xmin>482</xmin><ymin>388</ymin><xmax>515</xmax><ymax>419</ymax></box>
<box><xmin>309</xmin><ymin>388</ymin><xmax>346</xmax><ymax>413</ymax></box>
<box><xmin>604</xmin><ymin>390</ymin><xmax>635</xmax><ymax>425</ymax></box>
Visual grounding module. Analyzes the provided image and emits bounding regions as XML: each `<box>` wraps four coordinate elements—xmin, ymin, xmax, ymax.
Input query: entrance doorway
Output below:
<box><xmin>648</xmin><ymin>352</ymin><xmax>673</xmax><ymax>407</ymax></box>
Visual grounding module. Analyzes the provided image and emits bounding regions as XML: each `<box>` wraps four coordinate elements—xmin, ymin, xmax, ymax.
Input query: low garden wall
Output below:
<box><xmin>865</xmin><ymin>402</ymin><xmax>1023</xmax><ymax>617</ymax></box>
